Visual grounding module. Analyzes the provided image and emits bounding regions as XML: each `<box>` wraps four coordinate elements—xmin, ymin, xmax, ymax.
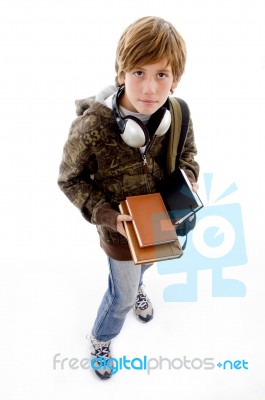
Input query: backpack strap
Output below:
<box><xmin>167</xmin><ymin>97</ymin><xmax>190</xmax><ymax>174</ymax></box>
<box><xmin>167</xmin><ymin>97</ymin><xmax>191</xmax><ymax>250</ymax></box>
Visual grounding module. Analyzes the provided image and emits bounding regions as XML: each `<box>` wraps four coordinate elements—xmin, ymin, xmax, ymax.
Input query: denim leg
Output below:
<box><xmin>139</xmin><ymin>263</ymin><xmax>153</xmax><ymax>288</ymax></box>
<box><xmin>92</xmin><ymin>258</ymin><xmax>152</xmax><ymax>341</ymax></box>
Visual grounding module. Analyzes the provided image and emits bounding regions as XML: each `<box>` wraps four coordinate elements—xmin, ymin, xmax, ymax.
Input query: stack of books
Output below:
<box><xmin>119</xmin><ymin>193</ymin><xmax>182</xmax><ymax>264</ymax></box>
<box><xmin>119</xmin><ymin>168</ymin><xmax>203</xmax><ymax>265</ymax></box>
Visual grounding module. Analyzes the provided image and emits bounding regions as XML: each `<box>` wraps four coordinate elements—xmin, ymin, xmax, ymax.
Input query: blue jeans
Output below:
<box><xmin>92</xmin><ymin>257</ymin><xmax>152</xmax><ymax>341</ymax></box>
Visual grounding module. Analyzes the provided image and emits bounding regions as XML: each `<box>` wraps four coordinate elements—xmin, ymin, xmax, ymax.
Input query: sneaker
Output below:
<box><xmin>89</xmin><ymin>334</ymin><xmax>113</xmax><ymax>380</ymax></box>
<box><xmin>133</xmin><ymin>287</ymin><xmax>153</xmax><ymax>323</ymax></box>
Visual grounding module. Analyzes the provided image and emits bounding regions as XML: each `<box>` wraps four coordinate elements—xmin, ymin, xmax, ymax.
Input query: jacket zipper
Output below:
<box><xmin>142</xmin><ymin>154</ymin><xmax>148</xmax><ymax>173</ymax></box>
<box><xmin>141</xmin><ymin>135</ymin><xmax>156</xmax><ymax>173</ymax></box>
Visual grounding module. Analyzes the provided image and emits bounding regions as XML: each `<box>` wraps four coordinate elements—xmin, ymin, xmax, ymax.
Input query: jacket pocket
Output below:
<box><xmin>96</xmin><ymin>224</ymin><xmax>127</xmax><ymax>245</ymax></box>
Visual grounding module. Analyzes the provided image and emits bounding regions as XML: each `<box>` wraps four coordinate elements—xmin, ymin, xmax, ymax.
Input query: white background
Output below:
<box><xmin>1</xmin><ymin>0</ymin><xmax>265</xmax><ymax>398</ymax></box>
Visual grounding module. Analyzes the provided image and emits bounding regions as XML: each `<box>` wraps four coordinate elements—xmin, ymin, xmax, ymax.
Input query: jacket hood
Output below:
<box><xmin>75</xmin><ymin>85</ymin><xmax>117</xmax><ymax>116</ymax></box>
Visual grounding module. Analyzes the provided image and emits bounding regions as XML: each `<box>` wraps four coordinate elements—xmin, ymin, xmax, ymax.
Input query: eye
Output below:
<box><xmin>133</xmin><ymin>70</ymin><xmax>144</xmax><ymax>77</ymax></box>
<box><xmin>157</xmin><ymin>72</ymin><xmax>167</xmax><ymax>79</ymax></box>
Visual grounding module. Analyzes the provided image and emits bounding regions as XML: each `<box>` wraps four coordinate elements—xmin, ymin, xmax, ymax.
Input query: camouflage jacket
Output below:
<box><xmin>58</xmin><ymin>95</ymin><xmax>199</xmax><ymax>260</ymax></box>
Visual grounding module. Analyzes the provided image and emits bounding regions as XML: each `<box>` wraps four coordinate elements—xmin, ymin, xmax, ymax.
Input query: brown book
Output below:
<box><xmin>119</xmin><ymin>200</ymin><xmax>183</xmax><ymax>265</ymax></box>
<box><xmin>125</xmin><ymin>193</ymin><xmax>178</xmax><ymax>248</ymax></box>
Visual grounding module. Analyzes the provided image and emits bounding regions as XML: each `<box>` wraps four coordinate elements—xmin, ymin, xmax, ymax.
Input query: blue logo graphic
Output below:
<box><xmin>216</xmin><ymin>359</ymin><xmax>248</xmax><ymax>370</ymax></box>
<box><xmin>157</xmin><ymin>173</ymin><xmax>248</xmax><ymax>301</ymax></box>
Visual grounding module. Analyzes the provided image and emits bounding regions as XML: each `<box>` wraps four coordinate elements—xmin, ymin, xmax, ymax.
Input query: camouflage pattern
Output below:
<box><xmin>58</xmin><ymin>98</ymin><xmax>199</xmax><ymax>258</ymax></box>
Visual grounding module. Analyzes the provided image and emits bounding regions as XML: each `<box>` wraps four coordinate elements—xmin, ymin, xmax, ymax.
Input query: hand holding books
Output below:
<box><xmin>116</xmin><ymin>213</ymin><xmax>132</xmax><ymax>238</ymax></box>
<box><xmin>191</xmin><ymin>181</ymin><xmax>199</xmax><ymax>193</ymax></box>
<box><xmin>118</xmin><ymin>169</ymin><xmax>203</xmax><ymax>264</ymax></box>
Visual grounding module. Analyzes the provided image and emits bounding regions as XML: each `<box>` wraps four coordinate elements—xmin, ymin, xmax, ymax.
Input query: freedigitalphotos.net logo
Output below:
<box><xmin>157</xmin><ymin>173</ymin><xmax>248</xmax><ymax>302</ymax></box>
<box><xmin>53</xmin><ymin>353</ymin><xmax>248</xmax><ymax>375</ymax></box>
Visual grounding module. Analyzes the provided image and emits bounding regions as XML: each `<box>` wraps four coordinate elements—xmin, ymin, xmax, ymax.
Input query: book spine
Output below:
<box><xmin>125</xmin><ymin>200</ymin><xmax>144</xmax><ymax>247</ymax></box>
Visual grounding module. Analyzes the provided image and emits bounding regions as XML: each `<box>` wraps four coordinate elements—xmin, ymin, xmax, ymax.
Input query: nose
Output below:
<box><xmin>142</xmin><ymin>77</ymin><xmax>157</xmax><ymax>94</ymax></box>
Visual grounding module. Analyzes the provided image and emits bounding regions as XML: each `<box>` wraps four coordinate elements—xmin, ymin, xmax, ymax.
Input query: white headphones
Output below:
<box><xmin>112</xmin><ymin>86</ymin><xmax>171</xmax><ymax>148</ymax></box>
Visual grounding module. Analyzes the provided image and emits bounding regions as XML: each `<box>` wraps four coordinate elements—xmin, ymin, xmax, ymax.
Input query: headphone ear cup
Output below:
<box><xmin>121</xmin><ymin>116</ymin><xmax>149</xmax><ymax>148</ymax></box>
<box><xmin>153</xmin><ymin>108</ymin><xmax>171</xmax><ymax>137</ymax></box>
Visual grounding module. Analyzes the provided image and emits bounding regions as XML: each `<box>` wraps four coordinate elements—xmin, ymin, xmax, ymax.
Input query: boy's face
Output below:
<box><xmin>119</xmin><ymin>58</ymin><xmax>177</xmax><ymax>115</ymax></box>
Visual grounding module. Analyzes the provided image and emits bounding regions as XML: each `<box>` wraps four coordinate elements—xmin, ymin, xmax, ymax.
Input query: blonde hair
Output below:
<box><xmin>115</xmin><ymin>16</ymin><xmax>186</xmax><ymax>86</ymax></box>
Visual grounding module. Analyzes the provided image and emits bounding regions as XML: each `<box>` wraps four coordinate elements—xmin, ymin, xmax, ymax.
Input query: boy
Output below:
<box><xmin>58</xmin><ymin>16</ymin><xmax>199</xmax><ymax>380</ymax></box>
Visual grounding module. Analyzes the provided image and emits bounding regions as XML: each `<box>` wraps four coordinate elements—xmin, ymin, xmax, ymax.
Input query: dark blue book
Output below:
<box><xmin>160</xmin><ymin>168</ymin><xmax>203</xmax><ymax>226</ymax></box>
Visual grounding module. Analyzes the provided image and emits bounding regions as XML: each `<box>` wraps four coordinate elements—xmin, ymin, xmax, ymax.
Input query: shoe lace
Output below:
<box><xmin>135</xmin><ymin>291</ymin><xmax>149</xmax><ymax>310</ymax></box>
<box><xmin>90</xmin><ymin>337</ymin><xmax>111</xmax><ymax>359</ymax></box>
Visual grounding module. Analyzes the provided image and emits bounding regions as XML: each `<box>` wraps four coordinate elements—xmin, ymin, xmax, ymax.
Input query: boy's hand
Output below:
<box><xmin>116</xmin><ymin>214</ymin><xmax>133</xmax><ymax>238</ymax></box>
<box><xmin>191</xmin><ymin>182</ymin><xmax>199</xmax><ymax>193</ymax></box>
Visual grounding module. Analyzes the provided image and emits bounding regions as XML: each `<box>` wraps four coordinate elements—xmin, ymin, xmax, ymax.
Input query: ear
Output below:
<box><xmin>171</xmin><ymin>80</ymin><xmax>178</xmax><ymax>91</ymax></box>
<box><xmin>118</xmin><ymin>72</ymin><xmax>125</xmax><ymax>86</ymax></box>
<box><xmin>170</xmin><ymin>80</ymin><xmax>178</xmax><ymax>95</ymax></box>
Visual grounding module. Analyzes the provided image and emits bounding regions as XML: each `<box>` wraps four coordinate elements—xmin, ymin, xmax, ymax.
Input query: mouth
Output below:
<box><xmin>139</xmin><ymin>99</ymin><xmax>158</xmax><ymax>105</ymax></box>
